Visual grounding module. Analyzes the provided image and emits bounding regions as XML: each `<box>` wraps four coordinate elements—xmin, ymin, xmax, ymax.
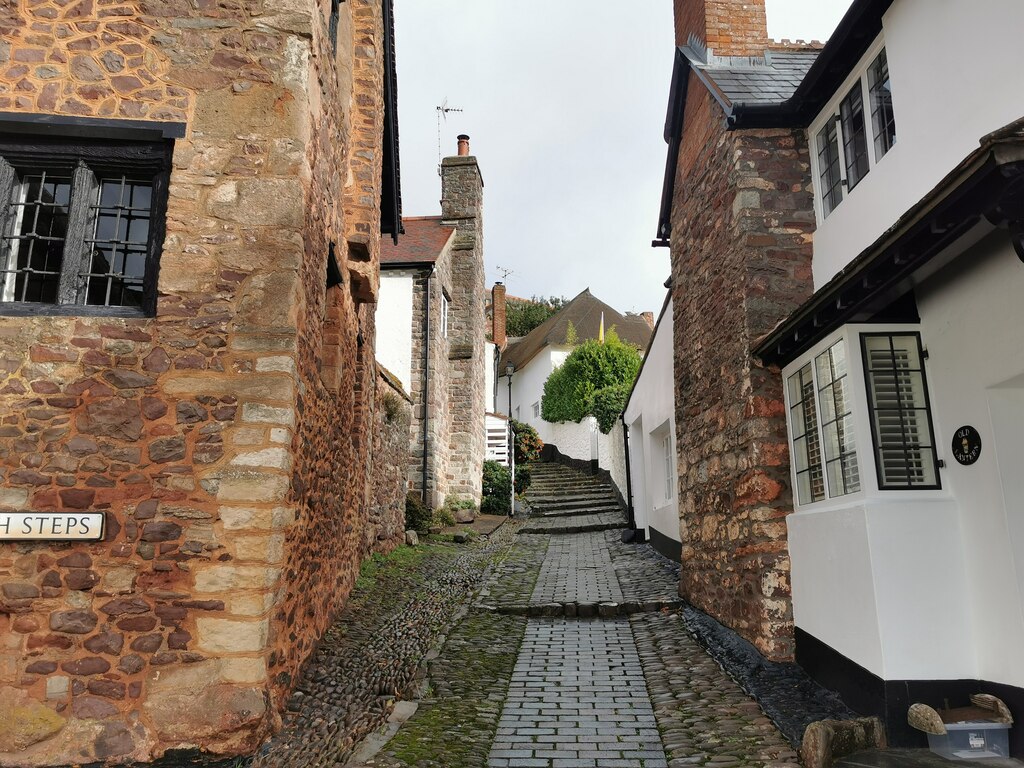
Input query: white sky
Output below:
<box><xmin>394</xmin><ymin>1</ymin><xmax>852</xmax><ymax>314</ymax></box>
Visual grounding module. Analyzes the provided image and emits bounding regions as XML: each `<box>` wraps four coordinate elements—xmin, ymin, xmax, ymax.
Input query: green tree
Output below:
<box><xmin>540</xmin><ymin>330</ymin><xmax>641</xmax><ymax>433</ymax></box>
<box><xmin>505</xmin><ymin>295</ymin><xmax>568</xmax><ymax>337</ymax></box>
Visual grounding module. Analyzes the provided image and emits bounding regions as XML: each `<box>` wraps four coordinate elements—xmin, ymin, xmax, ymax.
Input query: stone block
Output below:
<box><xmin>219</xmin><ymin>657</ymin><xmax>268</xmax><ymax>684</ymax></box>
<box><xmin>240</xmin><ymin>403</ymin><xmax>295</xmax><ymax>428</ymax></box>
<box><xmin>233</xmin><ymin>534</ymin><xmax>284</xmax><ymax>564</ymax></box>
<box><xmin>226</xmin><ymin>592</ymin><xmax>276</xmax><ymax>618</ymax></box>
<box><xmin>215</xmin><ymin>472</ymin><xmax>289</xmax><ymax>503</ymax></box>
<box><xmin>0</xmin><ymin>488</ymin><xmax>29</xmax><ymax>509</ymax></box>
<box><xmin>0</xmin><ymin>687</ymin><xmax>66</xmax><ymax>750</ymax></box>
<box><xmin>196</xmin><ymin>617</ymin><xmax>269</xmax><ymax>654</ymax></box>
<box><xmin>219</xmin><ymin>505</ymin><xmax>294</xmax><ymax>531</ymax></box>
<box><xmin>193</xmin><ymin>564</ymin><xmax>281</xmax><ymax>593</ymax></box>
<box><xmin>162</xmin><ymin>374</ymin><xmax>294</xmax><ymax>403</ymax></box>
<box><xmin>230</xmin><ymin>448</ymin><xmax>291</xmax><ymax>471</ymax></box>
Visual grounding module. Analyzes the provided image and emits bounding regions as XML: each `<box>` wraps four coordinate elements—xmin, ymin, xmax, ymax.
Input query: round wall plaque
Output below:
<box><xmin>951</xmin><ymin>425</ymin><xmax>982</xmax><ymax>466</ymax></box>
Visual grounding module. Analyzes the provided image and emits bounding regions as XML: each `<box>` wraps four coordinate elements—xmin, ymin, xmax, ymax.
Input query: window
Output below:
<box><xmin>662</xmin><ymin>433</ymin><xmax>673</xmax><ymax>500</ymax></box>
<box><xmin>440</xmin><ymin>292</ymin><xmax>449</xmax><ymax>338</ymax></box>
<box><xmin>329</xmin><ymin>0</ymin><xmax>341</xmax><ymax>55</ymax></box>
<box><xmin>787</xmin><ymin>339</ymin><xmax>860</xmax><ymax>505</ymax></box>
<box><xmin>0</xmin><ymin>136</ymin><xmax>170</xmax><ymax>316</ymax></box>
<box><xmin>812</xmin><ymin>46</ymin><xmax>896</xmax><ymax>218</ymax></box>
<box><xmin>867</xmin><ymin>49</ymin><xmax>896</xmax><ymax>161</ymax></box>
<box><xmin>862</xmin><ymin>333</ymin><xmax>939</xmax><ymax>489</ymax></box>
<box><xmin>785</xmin><ymin>328</ymin><xmax>940</xmax><ymax>506</ymax></box>
<box><xmin>532</xmin><ymin>401</ymin><xmax>540</xmax><ymax>418</ymax></box>
<box><xmin>840</xmin><ymin>83</ymin><xmax>869</xmax><ymax>190</ymax></box>
<box><xmin>816</xmin><ymin>121</ymin><xmax>843</xmax><ymax>218</ymax></box>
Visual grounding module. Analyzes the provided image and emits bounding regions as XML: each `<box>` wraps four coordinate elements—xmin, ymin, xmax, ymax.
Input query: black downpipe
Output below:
<box><xmin>621</xmin><ymin>414</ymin><xmax>636</xmax><ymax>531</ymax></box>
<box><xmin>421</xmin><ymin>269</ymin><xmax>432</xmax><ymax>504</ymax></box>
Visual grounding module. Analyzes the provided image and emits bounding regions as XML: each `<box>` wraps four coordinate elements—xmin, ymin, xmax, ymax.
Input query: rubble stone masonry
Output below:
<box><xmin>441</xmin><ymin>155</ymin><xmax>485</xmax><ymax>503</ymax></box>
<box><xmin>670</xmin><ymin>83</ymin><xmax>815</xmax><ymax>661</ymax></box>
<box><xmin>0</xmin><ymin>1</ymin><xmax>407</xmax><ymax>764</ymax></box>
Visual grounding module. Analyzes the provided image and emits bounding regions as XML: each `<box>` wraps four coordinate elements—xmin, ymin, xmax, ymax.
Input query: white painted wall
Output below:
<box><xmin>786</xmin><ymin>231</ymin><xmax>1024</xmax><ymax>687</ymax></box>
<box><xmin>485</xmin><ymin>342</ymin><xmax>496</xmax><ymax>412</ymax></box>
<box><xmin>499</xmin><ymin>345</ymin><xmax>571</xmax><ymax>445</ymax></box>
<box><xmin>375</xmin><ymin>272</ymin><xmax>414</xmax><ymax>391</ymax></box>
<box><xmin>624</xmin><ymin>298</ymin><xmax>680</xmax><ymax>545</ymax></box>
<box><xmin>914</xmin><ymin>230</ymin><xmax>1024</xmax><ymax>689</ymax></box>
<box><xmin>600</xmin><ymin>420</ymin><xmax>627</xmax><ymax>500</ymax></box>
<box><xmin>807</xmin><ymin>0</ymin><xmax>1024</xmax><ymax>287</ymax></box>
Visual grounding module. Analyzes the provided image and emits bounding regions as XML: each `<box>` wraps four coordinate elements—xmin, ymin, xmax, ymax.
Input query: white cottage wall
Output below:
<box><xmin>808</xmin><ymin>0</ymin><xmax>1024</xmax><ymax>287</ymax></box>
<box><xmin>375</xmin><ymin>273</ymin><xmax>415</xmax><ymax>391</ymax></box>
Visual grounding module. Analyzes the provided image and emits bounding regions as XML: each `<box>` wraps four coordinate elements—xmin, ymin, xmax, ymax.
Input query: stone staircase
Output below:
<box><xmin>519</xmin><ymin>462</ymin><xmax>627</xmax><ymax>534</ymax></box>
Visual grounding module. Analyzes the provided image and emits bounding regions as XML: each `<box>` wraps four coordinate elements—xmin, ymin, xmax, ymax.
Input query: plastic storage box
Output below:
<box><xmin>927</xmin><ymin>720</ymin><xmax>1010</xmax><ymax>760</ymax></box>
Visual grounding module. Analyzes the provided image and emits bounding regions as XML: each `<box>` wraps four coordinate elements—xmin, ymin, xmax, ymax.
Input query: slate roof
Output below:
<box><xmin>379</xmin><ymin>217</ymin><xmax>455</xmax><ymax>266</ymax></box>
<box><xmin>501</xmin><ymin>289</ymin><xmax>653</xmax><ymax>371</ymax></box>
<box><xmin>700</xmin><ymin>49</ymin><xmax>820</xmax><ymax>106</ymax></box>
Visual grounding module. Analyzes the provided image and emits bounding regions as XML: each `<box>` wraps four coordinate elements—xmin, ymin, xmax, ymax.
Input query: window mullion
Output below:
<box><xmin>813</xmin><ymin>360</ymin><xmax>836</xmax><ymax>498</ymax></box>
<box><xmin>57</xmin><ymin>160</ymin><xmax>97</xmax><ymax>305</ymax></box>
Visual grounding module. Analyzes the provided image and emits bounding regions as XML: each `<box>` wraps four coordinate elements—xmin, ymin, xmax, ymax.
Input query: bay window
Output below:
<box><xmin>784</xmin><ymin>327</ymin><xmax>940</xmax><ymax>508</ymax></box>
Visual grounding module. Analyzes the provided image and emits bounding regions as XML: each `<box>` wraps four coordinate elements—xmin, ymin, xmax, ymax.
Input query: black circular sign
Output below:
<box><xmin>951</xmin><ymin>425</ymin><xmax>982</xmax><ymax>466</ymax></box>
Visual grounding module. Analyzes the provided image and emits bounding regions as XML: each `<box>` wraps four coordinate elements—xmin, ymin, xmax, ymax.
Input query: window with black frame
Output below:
<box><xmin>0</xmin><ymin>137</ymin><xmax>170</xmax><ymax>316</ymax></box>
<box><xmin>840</xmin><ymin>82</ymin><xmax>870</xmax><ymax>191</ymax></box>
<box><xmin>862</xmin><ymin>333</ymin><xmax>940</xmax><ymax>489</ymax></box>
<box><xmin>868</xmin><ymin>49</ymin><xmax>896</xmax><ymax>161</ymax></box>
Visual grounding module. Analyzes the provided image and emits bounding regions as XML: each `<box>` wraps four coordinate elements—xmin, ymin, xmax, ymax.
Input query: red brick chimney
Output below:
<box><xmin>641</xmin><ymin>311</ymin><xmax>655</xmax><ymax>329</ymax></box>
<box><xmin>491</xmin><ymin>282</ymin><xmax>507</xmax><ymax>350</ymax></box>
<box><xmin>674</xmin><ymin>0</ymin><xmax>768</xmax><ymax>57</ymax></box>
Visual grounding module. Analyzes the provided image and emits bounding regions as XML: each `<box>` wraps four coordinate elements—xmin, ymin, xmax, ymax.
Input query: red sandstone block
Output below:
<box><xmin>30</xmin><ymin>345</ymin><xmax>77</xmax><ymax>363</ymax></box>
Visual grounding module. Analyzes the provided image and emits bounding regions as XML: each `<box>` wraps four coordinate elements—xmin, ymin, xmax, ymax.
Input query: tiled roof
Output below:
<box><xmin>501</xmin><ymin>289</ymin><xmax>653</xmax><ymax>371</ymax></box>
<box><xmin>702</xmin><ymin>49</ymin><xmax>820</xmax><ymax>106</ymax></box>
<box><xmin>380</xmin><ymin>217</ymin><xmax>455</xmax><ymax>265</ymax></box>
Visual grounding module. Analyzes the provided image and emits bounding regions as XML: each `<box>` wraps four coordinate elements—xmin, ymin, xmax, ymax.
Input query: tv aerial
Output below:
<box><xmin>495</xmin><ymin>265</ymin><xmax>515</xmax><ymax>285</ymax></box>
<box><xmin>436</xmin><ymin>98</ymin><xmax>464</xmax><ymax>175</ymax></box>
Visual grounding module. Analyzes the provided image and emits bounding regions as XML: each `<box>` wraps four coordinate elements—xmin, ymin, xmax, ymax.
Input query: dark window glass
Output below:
<box><xmin>329</xmin><ymin>0</ymin><xmax>340</xmax><ymax>54</ymax></box>
<box><xmin>862</xmin><ymin>333</ymin><xmax>940</xmax><ymax>489</ymax></box>
<box><xmin>868</xmin><ymin>49</ymin><xmax>896</xmax><ymax>162</ymax></box>
<box><xmin>0</xmin><ymin>172</ymin><xmax>70</xmax><ymax>303</ymax></box>
<box><xmin>816</xmin><ymin>120</ymin><xmax>843</xmax><ymax>217</ymax></box>
<box><xmin>840</xmin><ymin>82</ymin><xmax>870</xmax><ymax>190</ymax></box>
<box><xmin>787</xmin><ymin>362</ymin><xmax>825</xmax><ymax>504</ymax></box>
<box><xmin>0</xmin><ymin>139</ymin><xmax>168</xmax><ymax>315</ymax></box>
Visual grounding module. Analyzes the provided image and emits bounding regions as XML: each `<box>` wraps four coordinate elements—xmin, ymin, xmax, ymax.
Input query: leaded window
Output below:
<box><xmin>788</xmin><ymin>361</ymin><xmax>825</xmax><ymax>504</ymax></box>
<box><xmin>816</xmin><ymin>120</ymin><xmax>843</xmax><ymax>217</ymax></box>
<box><xmin>0</xmin><ymin>137</ymin><xmax>170</xmax><ymax>316</ymax></box>
<box><xmin>840</xmin><ymin>82</ymin><xmax>870</xmax><ymax>191</ymax></box>
<box><xmin>868</xmin><ymin>49</ymin><xmax>896</xmax><ymax>162</ymax></box>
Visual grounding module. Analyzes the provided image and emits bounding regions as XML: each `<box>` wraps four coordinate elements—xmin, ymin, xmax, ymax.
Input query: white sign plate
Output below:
<box><xmin>0</xmin><ymin>512</ymin><xmax>105</xmax><ymax>541</ymax></box>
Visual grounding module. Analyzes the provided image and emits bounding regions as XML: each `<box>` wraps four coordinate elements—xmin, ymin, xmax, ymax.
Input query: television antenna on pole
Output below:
<box><xmin>436</xmin><ymin>98</ymin><xmax>464</xmax><ymax>175</ymax></box>
<box><xmin>495</xmin><ymin>265</ymin><xmax>515</xmax><ymax>285</ymax></box>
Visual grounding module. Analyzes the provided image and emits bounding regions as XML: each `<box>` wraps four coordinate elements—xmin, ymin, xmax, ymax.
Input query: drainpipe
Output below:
<box><xmin>621</xmin><ymin>413</ymin><xmax>636</xmax><ymax>532</ymax></box>
<box><xmin>421</xmin><ymin>268</ymin><xmax>433</xmax><ymax>504</ymax></box>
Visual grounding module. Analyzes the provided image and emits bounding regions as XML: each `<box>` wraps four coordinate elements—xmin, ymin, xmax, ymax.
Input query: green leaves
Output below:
<box><xmin>540</xmin><ymin>334</ymin><xmax>641</xmax><ymax>433</ymax></box>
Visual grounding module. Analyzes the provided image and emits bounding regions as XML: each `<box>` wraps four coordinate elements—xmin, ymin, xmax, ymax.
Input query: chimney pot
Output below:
<box><xmin>457</xmin><ymin>134</ymin><xmax>470</xmax><ymax>156</ymax></box>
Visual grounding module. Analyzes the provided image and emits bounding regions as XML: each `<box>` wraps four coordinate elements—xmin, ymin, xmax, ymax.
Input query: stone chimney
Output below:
<box><xmin>492</xmin><ymin>282</ymin><xmax>507</xmax><ymax>350</ymax></box>
<box><xmin>674</xmin><ymin>0</ymin><xmax>768</xmax><ymax>57</ymax></box>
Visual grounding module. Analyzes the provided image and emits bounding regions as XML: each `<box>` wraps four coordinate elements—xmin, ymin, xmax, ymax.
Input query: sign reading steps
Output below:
<box><xmin>0</xmin><ymin>512</ymin><xmax>105</xmax><ymax>541</ymax></box>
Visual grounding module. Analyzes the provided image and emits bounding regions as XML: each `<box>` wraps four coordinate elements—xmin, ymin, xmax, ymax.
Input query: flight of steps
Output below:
<box><xmin>519</xmin><ymin>462</ymin><xmax>626</xmax><ymax>534</ymax></box>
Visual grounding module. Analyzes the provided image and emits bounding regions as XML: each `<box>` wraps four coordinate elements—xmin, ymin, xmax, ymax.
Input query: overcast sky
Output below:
<box><xmin>394</xmin><ymin>1</ymin><xmax>852</xmax><ymax>315</ymax></box>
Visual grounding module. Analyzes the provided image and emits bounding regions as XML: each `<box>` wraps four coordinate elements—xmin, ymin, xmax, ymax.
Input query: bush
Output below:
<box><xmin>505</xmin><ymin>295</ymin><xmax>568</xmax><ymax>337</ymax></box>
<box><xmin>510</xmin><ymin>419</ymin><xmax>543</xmax><ymax>465</ymax></box>
<box><xmin>591</xmin><ymin>382</ymin><xmax>631</xmax><ymax>434</ymax></box>
<box><xmin>540</xmin><ymin>331</ymin><xmax>641</xmax><ymax>432</ymax></box>
<box><xmin>405</xmin><ymin>492</ymin><xmax>432</xmax><ymax>533</ymax></box>
<box><xmin>514</xmin><ymin>464</ymin><xmax>532</xmax><ymax>495</ymax></box>
<box><xmin>480</xmin><ymin>460</ymin><xmax>512</xmax><ymax>515</ymax></box>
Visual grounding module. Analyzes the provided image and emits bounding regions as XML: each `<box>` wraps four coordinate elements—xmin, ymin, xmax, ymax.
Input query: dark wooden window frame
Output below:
<box><xmin>0</xmin><ymin>135</ymin><xmax>172</xmax><ymax>318</ymax></box>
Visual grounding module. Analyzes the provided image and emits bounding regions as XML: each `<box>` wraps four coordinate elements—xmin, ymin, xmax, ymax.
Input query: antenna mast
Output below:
<box><xmin>436</xmin><ymin>98</ymin><xmax>464</xmax><ymax>175</ymax></box>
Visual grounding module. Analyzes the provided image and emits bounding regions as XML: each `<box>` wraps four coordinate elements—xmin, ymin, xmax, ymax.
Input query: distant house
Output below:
<box><xmin>496</xmin><ymin>288</ymin><xmax>652</xmax><ymax>451</ymax></box>
<box><xmin>376</xmin><ymin>137</ymin><xmax>489</xmax><ymax>507</ymax></box>
<box><xmin>622</xmin><ymin>291</ymin><xmax>679</xmax><ymax>561</ymax></box>
<box><xmin>660</xmin><ymin>0</ymin><xmax>1024</xmax><ymax>753</ymax></box>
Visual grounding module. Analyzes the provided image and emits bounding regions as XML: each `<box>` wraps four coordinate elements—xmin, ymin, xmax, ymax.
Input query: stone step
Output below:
<box><xmin>527</xmin><ymin>492</ymin><xmax>617</xmax><ymax>505</ymax></box>
<box><xmin>532</xmin><ymin>498</ymin><xmax>621</xmax><ymax>512</ymax></box>
<box><xmin>518</xmin><ymin>516</ymin><xmax>626</xmax><ymax>535</ymax></box>
<box><xmin>538</xmin><ymin>504</ymin><xmax>622</xmax><ymax>518</ymax></box>
<box><xmin>475</xmin><ymin>598</ymin><xmax>685</xmax><ymax>619</ymax></box>
<box><xmin>527</xmin><ymin>482</ymin><xmax>608</xmax><ymax>493</ymax></box>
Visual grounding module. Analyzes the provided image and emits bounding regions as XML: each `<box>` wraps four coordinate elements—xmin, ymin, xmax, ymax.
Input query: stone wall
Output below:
<box><xmin>669</xmin><ymin>83</ymin><xmax>815</xmax><ymax>661</ymax></box>
<box><xmin>0</xmin><ymin>0</ymin><xmax>404</xmax><ymax>764</ymax></box>
<box><xmin>441</xmin><ymin>155</ymin><xmax>486</xmax><ymax>503</ymax></box>
<box><xmin>407</xmin><ymin>251</ymin><xmax>454</xmax><ymax>508</ymax></box>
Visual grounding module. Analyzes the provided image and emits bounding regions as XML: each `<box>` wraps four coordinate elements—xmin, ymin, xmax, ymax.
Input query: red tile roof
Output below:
<box><xmin>380</xmin><ymin>217</ymin><xmax>455</xmax><ymax>265</ymax></box>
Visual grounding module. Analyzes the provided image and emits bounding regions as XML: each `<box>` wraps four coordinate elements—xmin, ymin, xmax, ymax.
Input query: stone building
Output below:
<box><xmin>659</xmin><ymin>0</ymin><xmax>1024</xmax><ymax>753</ymax></box>
<box><xmin>376</xmin><ymin>136</ymin><xmax>487</xmax><ymax>507</ymax></box>
<box><xmin>0</xmin><ymin>0</ymin><xmax>409</xmax><ymax>764</ymax></box>
<box><xmin>655</xmin><ymin>0</ymin><xmax>818</xmax><ymax>661</ymax></box>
